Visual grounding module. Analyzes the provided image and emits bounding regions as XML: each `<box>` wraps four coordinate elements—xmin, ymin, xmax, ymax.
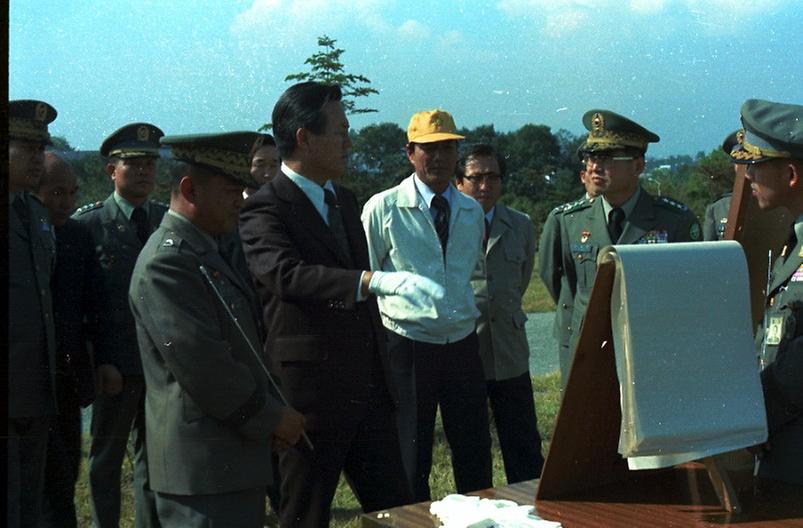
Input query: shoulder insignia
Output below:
<box><xmin>556</xmin><ymin>197</ymin><xmax>592</xmax><ymax>214</ymax></box>
<box><xmin>152</xmin><ymin>200</ymin><xmax>169</xmax><ymax>210</ymax></box>
<box><xmin>656</xmin><ymin>196</ymin><xmax>689</xmax><ymax>212</ymax></box>
<box><xmin>74</xmin><ymin>201</ymin><xmax>104</xmax><ymax>215</ymax></box>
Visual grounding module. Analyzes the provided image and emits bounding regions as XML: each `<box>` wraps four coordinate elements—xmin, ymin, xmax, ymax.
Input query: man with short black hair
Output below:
<box><xmin>362</xmin><ymin>109</ymin><xmax>493</xmax><ymax>502</ymax></box>
<box><xmin>240</xmin><ymin>82</ymin><xmax>429</xmax><ymax>526</ymax></box>
<box><xmin>455</xmin><ymin>144</ymin><xmax>545</xmax><ymax>484</ymax></box>
<box><xmin>74</xmin><ymin>122</ymin><xmax>166</xmax><ymax>528</ymax></box>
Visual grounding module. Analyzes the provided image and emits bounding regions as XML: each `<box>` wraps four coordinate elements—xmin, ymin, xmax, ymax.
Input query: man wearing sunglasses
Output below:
<box><xmin>557</xmin><ymin>110</ymin><xmax>701</xmax><ymax>384</ymax></box>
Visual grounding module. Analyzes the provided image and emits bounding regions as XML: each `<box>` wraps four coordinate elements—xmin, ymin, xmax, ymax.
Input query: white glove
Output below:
<box><xmin>368</xmin><ymin>271</ymin><xmax>445</xmax><ymax>306</ymax></box>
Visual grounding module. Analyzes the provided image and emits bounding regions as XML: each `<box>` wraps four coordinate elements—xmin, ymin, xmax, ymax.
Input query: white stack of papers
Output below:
<box><xmin>430</xmin><ymin>494</ymin><xmax>562</xmax><ymax>528</ymax></box>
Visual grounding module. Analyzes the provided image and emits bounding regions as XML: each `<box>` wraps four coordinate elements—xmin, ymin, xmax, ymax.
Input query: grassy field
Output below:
<box><xmin>74</xmin><ymin>371</ymin><xmax>561</xmax><ymax>527</ymax></box>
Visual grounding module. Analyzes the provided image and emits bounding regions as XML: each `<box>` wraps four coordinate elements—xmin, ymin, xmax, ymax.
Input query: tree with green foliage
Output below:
<box><xmin>286</xmin><ymin>35</ymin><xmax>378</xmax><ymax>115</ymax></box>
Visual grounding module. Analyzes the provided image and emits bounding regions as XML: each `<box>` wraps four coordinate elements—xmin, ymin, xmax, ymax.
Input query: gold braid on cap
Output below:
<box><xmin>586</xmin><ymin>112</ymin><xmax>647</xmax><ymax>150</ymax></box>
<box><xmin>741</xmin><ymin>138</ymin><xmax>791</xmax><ymax>159</ymax></box>
<box><xmin>171</xmin><ymin>145</ymin><xmax>251</xmax><ymax>179</ymax></box>
<box><xmin>108</xmin><ymin>148</ymin><xmax>160</xmax><ymax>159</ymax></box>
<box><xmin>8</xmin><ymin>117</ymin><xmax>50</xmax><ymax>143</ymax></box>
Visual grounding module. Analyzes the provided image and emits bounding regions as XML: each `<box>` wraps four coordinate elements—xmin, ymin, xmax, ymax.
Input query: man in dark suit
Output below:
<box><xmin>240</xmin><ymin>82</ymin><xmax>440</xmax><ymax>526</ymax></box>
<box><xmin>129</xmin><ymin>132</ymin><xmax>305</xmax><ymax>527</ymax></box>
<box><xmin>8</xmin><ymin>99</ymin><xmax>58</xmax><ymax>528</ymax></box>
<box><xmin>456</xmin><ymin>144</ymin><xmax>545</xmax><ymax>484</ymax></box>
<box><xmin>36</xmin><ymin>152</ymin><xmax>105</xmax><ymax>528</ymax></box>
<box><xmin>73</xmin><ymin>123</ymin><xmax>167</xmax><ymax>528</ymax></box>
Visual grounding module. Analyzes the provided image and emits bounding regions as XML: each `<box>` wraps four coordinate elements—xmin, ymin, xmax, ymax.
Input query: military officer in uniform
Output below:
<box><xmin>732</xmin><ymin>99</ymin><xmax>803</xmax><ymax>486</ymax></box>
<box><xmin>539</xmin><ymin>147</ymin><xmax>603</xmax><ymax>386</ymax></box>
<box><xmin>129</xmin><ymin>132</ymin><xmax>305</xmax><ymax>527</ymax></box>
<box><xmin>73</xmin><ymin>123</ymin><xmax>166</xmax><ymax>527</ymax></box>
<box><xmin>456</xmin><ymin>144</ymin><xmax>545</xmax><ymax>483</ymax></box>
<box><xmin>703</xmin><ymin>130</ymin><xmax>742</xmax><ymax>241</ymax></box>
<box><xmin>557</xmin><ymin>110</ymin><xmax>701</xmax><ymax>384</ymax></box>
<box><xmin>8</xmin><ymin>99</ymin><xmax>58</xmax><ymax>527</ymax></box>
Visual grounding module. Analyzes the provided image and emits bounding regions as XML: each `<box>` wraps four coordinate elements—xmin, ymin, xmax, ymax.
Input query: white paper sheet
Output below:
<box><xmin>598</xmin><ymin>241</ymin><xmax>768</xmax><ymax>470</ymax></box>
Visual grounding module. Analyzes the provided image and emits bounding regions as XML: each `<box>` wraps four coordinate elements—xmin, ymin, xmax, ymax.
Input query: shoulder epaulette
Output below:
<box><xmin>74</xmin><ymin>201</ymin><xmax>104</xmax><ymax>215</ymax></box>
<box><xmin>556</xmin><ymin>197</ymin><xmax>593</xmax><ymax>214</ymax></box>
<box><xmin>656</xmin><ymin>196</ymin><xmax>689</xmax><ymax>212</ymax></box>
<box><xmin>152</xmin><ymin>200</ymin><xmax>169</xmax><ymax>209</ymax></box>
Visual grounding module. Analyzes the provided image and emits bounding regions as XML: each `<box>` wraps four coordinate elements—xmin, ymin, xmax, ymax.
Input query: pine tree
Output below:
<box><xmin>286</xmin><ymin>35</ymin><xmax>378</xmax><ymax>115</ymax></box>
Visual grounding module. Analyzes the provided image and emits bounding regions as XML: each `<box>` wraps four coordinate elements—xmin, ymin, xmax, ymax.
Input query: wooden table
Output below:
<box><xmin>362</xmin><ymin>472</ymin><xmax>803</xmax><ymax>527</ymax></box>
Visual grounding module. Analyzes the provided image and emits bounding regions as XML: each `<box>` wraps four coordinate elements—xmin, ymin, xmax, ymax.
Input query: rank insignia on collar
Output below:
<box><xmin>793</xmin><ymin>264</ymin><xmax>803</xmax><ymax>282</ymax></box>
<box><xmin>581</xmin><ymin>230</ymin><xmax>591</xmax><ymax>243</ymax></box>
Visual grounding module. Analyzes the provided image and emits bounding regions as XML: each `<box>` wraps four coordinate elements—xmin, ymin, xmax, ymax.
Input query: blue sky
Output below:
<box><xmin>10</xmin><ymin>0</ymin><xmax>803</xmax><ymax>157</ymax></box>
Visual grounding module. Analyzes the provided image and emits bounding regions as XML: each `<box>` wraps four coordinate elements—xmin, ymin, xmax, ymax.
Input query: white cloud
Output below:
<box><xmin>397</xmin><ymin>19</ymin><xmax>431</xmax><ymax>40</ymax></box>
<box><xmin>496</xmin><ymin>0</ymin><xmax>787</xmax><ymax>36</ymax></box>
<box><xmin>231</xmin><ymin>0</ymin><xmax>392</xmax><ymax>38</ymax></box>
<box><xmin>629</xmin><ymin>0</ymin><xmax>667</xmax><ymax>14</ymax></box>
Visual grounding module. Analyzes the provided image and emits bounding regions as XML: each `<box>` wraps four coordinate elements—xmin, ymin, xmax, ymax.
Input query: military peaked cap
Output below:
<box><xmin>160</xmin><ymin>132</ymin><xmax>263</xmax><ymax>186</ymax></box>
<box><xmin>9</xmin><ymin>100</ymin><xmax>58</xmax><ymax>144</ymax></box>
<box><xmin>731</xmin><ymin>99</ymin><xmax>803</xmax><ymax>164</ymax></box>
<box><xmin>581</xmin><ymin>109</ymin><xmax>660</xmax><ymax>155</ymax></box>
<box><xmin>100</xmin><ymin>123</ymin><xmax>164</xmax><ymax>158</ymax></box>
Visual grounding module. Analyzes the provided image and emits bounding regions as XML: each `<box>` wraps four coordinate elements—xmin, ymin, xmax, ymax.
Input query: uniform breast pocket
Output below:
<box><xmin>504</xmin><ymin>242</ymin><xmax>526</xmax><ymax>265</ymax></box>
<box><xmin>571</xmin><ymin>244</ymin><xmax>598</xmax><ymax>288</ymax></box>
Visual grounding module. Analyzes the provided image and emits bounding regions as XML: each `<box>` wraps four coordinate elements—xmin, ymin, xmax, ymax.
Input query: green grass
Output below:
<box><xmin>73</xmin><ymin>371</ymin><xmax>561</xmax><ymax>527</ymax></box>
<box><xmin>523</xmin><ymin>254</ymin><xmax>556</xmax><ymax>314</ymax></box>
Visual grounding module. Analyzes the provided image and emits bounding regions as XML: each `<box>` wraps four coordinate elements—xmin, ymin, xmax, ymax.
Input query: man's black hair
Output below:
<box><xmin>271</xmin><ymin>82</ymin><xmax>343</xmax><ymax>159</ymax></box>
<box><xmin>455</xmin><ymin>143</ymin><xmax>506</xmax><ymax>181</ymax></box>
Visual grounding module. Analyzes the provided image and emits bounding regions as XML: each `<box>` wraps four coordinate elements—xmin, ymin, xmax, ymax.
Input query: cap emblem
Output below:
<box><xmin>35</xmin><ymin>103</ymin><xmax>47</xmax><ymax>122</ymax></box>
<box><xmin>591</xmin><ymin>112</ymin><xmax>605</xmax><ymax>137</ymax></box>
<box><xmin>137</xmin><ymin>125</ymin><xmax>150</xmax><ymax>141</ymax></box>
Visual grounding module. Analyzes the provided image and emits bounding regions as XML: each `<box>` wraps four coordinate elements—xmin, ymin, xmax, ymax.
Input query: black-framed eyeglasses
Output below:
<box><xmin>464</xmin><ymin>174</ymin><xmax>502</xmax><ymax>184</ymax></box>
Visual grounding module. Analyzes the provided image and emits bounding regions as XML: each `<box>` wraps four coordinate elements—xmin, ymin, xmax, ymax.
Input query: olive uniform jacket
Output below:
<box><xmin>73</xmin><ymin>194</ymin><xmax>167</xmax><ymax>375</ymax></box>
<box><xmin>9</xmin><ymin>193</ymin><xmax>57</xmax><ymax>418</ymax></box>
<box><xmin>539</xmin><ymin>199</ymin><xmax>581</xmax><ymax>382</ymax></box>
<box><xmin>473</xmin><ymin>204</ymin><xmax>535</xmax><ymax>381</ymax></box>
<box><xmin>559</xmin><ymin>188</ymin><xmax>701</xmax><ymax>371</ymax></box>
<box><xmin>703</xmin><ymin>192</ymin><xmax>732</xmax><ymax>241</ymax></box>
<box><xmin>129</xmin><ymin>212</ymin><xmax>283</xmax><ymax>495</ymax></box>
<box><xmin>755</xmin><ymin>231</ymin><xmax>803</xmax><ymax>485</ymax></box>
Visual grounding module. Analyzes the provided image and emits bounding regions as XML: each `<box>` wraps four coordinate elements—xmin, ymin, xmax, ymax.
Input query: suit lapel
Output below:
<box><xmin>618</xmin><ymin>191</ymin><xmax>656</xmax><ymax>245</ymax></box>
<box><xmin>274</xmin><ymin>173</ymin><xmax>349</xmax><ymax>266</ymax></box>
<box><xmin>487</xmin><ymin>205</ymin><xmax>511</xmax><ymax>254</ymax></box>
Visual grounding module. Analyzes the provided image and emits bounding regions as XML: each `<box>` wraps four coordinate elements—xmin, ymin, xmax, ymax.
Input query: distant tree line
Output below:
<box><xmin>50</xmin><ymin>124</ymin><xmax>733</xmax><ymax>236</ymax></box>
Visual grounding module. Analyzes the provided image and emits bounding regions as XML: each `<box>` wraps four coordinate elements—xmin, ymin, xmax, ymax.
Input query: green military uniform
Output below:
<box><xmin>8</xmin><ymin>99</ymin><xmax>58</xmax><ymax>527</ymax></box>
<box><xmin>703</xmin><ymin>131</ymin><xmax>740</xmax><ymax>241</ymax></box>
<box><xmin>558</xmin><ymin>110</ymin><xmax>701</xmax><ymax>384</ymax></box>
<box><xmin>130</xmin><ymin>132</ymin><xmax>283</xmax><ymax>527</ymax></box>
<box><xmin>732</xmin><ymin>99</ymin><xmax>803</xmax><ymax>486</ymax></box>
<box><xmin>539</xmin><ymin>199</ymin><xmax>581</xmax><ymax>380</ymax></box>
<box><xmin>703</xmin><ymin>192</ymin><xmax>732</xmax><ymax>241</ymax></box>
<box><xmin>73</xmin><ymin>123</ymin><xmax>165</xmax><ymax>528</ymax></box>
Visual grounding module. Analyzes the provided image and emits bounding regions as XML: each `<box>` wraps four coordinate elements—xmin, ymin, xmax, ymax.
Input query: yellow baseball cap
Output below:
<box><xmin>407</xmin><ymin>109</ymin><xmax>465</xmax><ymax>144</ymax></box>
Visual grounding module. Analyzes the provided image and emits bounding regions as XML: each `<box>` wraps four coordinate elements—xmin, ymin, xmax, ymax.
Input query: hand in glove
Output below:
<box><xmin>368</xmin><ymin>271</ymin><xmax>445</xmax><ymax>307</ymax></box>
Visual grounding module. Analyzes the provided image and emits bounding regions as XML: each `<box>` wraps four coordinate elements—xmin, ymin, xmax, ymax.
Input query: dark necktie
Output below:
<box><xmin>432</xmin><ymin>194</ymin><xmax>450</xmax><ymax>255</ymax></box>
<box><xmin>483</xmin><ymin>218</ymin><xmax>491</xmax><ymax>251</ymax></box>
<box><xmin>323</xmin><ymin>189</ymin><xmax>353</xmax><ymax>266</ymax></box>
<box><xmin>608</xmin><ymin>207</ymin><xmax>625</xmax><ymax>243</ymax></box>
<box><xmin>131</xmin><ymin>206</ymin><xmax>150</xmax><ymax>244</ymax></box>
